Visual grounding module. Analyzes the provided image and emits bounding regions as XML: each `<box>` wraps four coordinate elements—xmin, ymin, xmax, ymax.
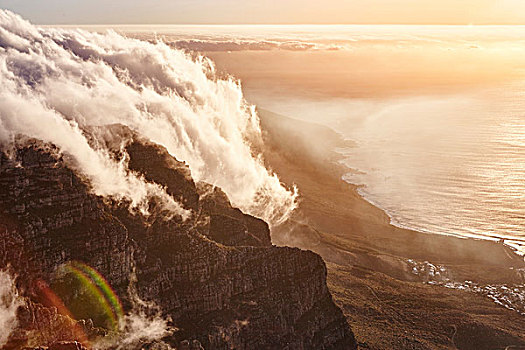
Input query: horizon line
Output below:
<box><xmin>41</xmin><ymin>22</ymin><xmax>525</xmax><ymax>27</ymax></box>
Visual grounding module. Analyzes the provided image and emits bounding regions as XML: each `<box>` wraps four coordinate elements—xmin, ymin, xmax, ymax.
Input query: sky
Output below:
<box><xmin>1</xmin><ymin>0</ymin><xmax>525</xmax><ymax>25</ymax></box>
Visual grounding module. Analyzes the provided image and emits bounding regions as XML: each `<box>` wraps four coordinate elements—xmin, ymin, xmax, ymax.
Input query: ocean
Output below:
<box><xmin>84</xmin><ymin>24</ymin><xmax>525</xmax><ymax>254</ymax></box>
<box><xmin>251</xmin><ymin>84</ymin><xmax>525</xmax><ymax>254</ymax></box>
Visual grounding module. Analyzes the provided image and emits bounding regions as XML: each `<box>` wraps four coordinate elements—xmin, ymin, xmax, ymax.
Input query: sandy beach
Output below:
<box><xmin>259</xmin><ymin>108</ymin><xmax>525</xmax><ymax>349</ymax></box>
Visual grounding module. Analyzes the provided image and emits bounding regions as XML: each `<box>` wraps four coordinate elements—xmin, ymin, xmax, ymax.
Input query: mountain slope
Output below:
<box><xmin>0</xmin><ymin>137</ymin><xmax>356</xmax><ymax>349</ymax></box>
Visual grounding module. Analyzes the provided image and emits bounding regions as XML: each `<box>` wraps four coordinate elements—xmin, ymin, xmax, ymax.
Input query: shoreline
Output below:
<box><xmin>349</xmin><ymin>181</ymin><xmax>525</xmax><ymax>258</ymax></box>
<box><xmin>258</xmin><ymin>107</ymin><xmax>525</xmax><ymax>263</ymax></box>
<box><xmin>258</xmin><ymin>107</ymin><xmax>525</xmax><ymax>347</ymax></box>
<box><xmin>258</xmin><ymin>106</ymin><xmax>525</xmax><ymax>273</ymax></box>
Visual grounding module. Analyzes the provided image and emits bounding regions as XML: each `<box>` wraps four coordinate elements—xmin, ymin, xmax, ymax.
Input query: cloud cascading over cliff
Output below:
<box><xmin>0</xmin><ymin>270</ymin><xmax>22</xmax><ymax>348</ymax></box>
<box><xmin>0</xmin><ymin>10</ymin><xmax>296</xmax><ymax>224</ymax></box>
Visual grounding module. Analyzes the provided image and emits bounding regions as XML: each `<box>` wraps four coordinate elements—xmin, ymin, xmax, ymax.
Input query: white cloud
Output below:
<box><xmin>0</xmin><ymin>10</ymin><xmax>296</xmax><ymax>224</ymax></box>
<box><xmin>0</xmin><ymin>270</ymin><xmax>23</xmax><ymax>347</ymax></box>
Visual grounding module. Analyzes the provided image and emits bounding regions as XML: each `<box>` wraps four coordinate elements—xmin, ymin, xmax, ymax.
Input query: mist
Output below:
<box><xmin>0</xmin><ymin>270</ymin><xmax>22</xmax><ymax>347</ymax></box>
<box><xmin>0</xmin><ymin>10</ymin><xmax>296</xmax><ymax>225</ymax></box>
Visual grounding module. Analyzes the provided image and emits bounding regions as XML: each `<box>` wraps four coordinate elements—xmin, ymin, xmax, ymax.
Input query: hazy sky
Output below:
<box><xmin>1</xmin><ymin>0</ymin><xmax>525</xmax><ymax>24</ymax></box>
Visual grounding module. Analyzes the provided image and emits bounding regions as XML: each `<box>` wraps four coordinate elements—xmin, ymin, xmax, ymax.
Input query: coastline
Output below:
<box><xmin>258</xmin><ymin>107</ymin><xmax>525</xmax><ymax>348</ymax></box>
<box><xmin>350</xmin><ymin>181</ymin><xmax>525</xmax><ymax>258</ymax></box>
<box><xmin>259</xmin><ymin>107</ymin><xmax>524</xmax><ymax>268</ymax></box>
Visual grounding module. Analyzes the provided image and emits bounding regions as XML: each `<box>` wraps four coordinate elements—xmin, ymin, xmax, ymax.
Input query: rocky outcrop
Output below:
<box><xmin>0</xmin><ymin>144</ymin><xmax>133</xmax><ymax>296</ymax></box>
<box><xmin>6</xmin><ymin>299</ymin><xmax>103</xmax><ymax>349</ymax></box>
<box><xmin>0</xmin><ymin>139</ymin><xmax>356</xmax><ymax>349</ymax></box>
<box><xmin>125</xmin><ymin>140</ymin><xmax>272</xmax><ymax>248</ymax></box>
<box><xmin>31</xmin><ymin>342</ymin><xmax>88</xmax><ymax>350</ymax></box>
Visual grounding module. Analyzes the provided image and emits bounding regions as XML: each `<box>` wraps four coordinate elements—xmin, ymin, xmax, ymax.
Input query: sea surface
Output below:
<box><xmin>258</xmin><ymin>85</ymin><xmax>525</xmax><ymax>254</ymax></box>
<box><xmin>77</xmin><ymin>24</ymin><xmax>525</xmax><ymax>254</ymax></box>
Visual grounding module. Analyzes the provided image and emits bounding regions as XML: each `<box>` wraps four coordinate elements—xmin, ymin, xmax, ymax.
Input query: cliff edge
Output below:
<box><xmin>0</xmin><ymin>137</ymin><xmax>356</xmax><ymax>349</ymax></box>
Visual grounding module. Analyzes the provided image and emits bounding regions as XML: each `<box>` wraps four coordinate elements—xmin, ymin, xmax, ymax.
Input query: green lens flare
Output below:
<box><xmin>72</xmin><ymin>261</ymin><xmax>124</xmax><ymax>323</ymax></box>
<box><xmin>60</xmin><ymin>261</ymin><xmax>124</xmax><ymax>331</ymax></box>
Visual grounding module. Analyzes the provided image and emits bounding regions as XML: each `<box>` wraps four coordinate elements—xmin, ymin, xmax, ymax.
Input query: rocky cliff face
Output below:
<box><xmin>0</xmin><ymin>139</ymin><xmax>356</xmax><ymax>349</ymax></box>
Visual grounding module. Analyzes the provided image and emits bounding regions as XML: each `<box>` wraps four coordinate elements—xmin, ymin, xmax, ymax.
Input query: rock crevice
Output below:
<box><xmin>0</xmin><ymin>139</ymin><xmax>356</xmax><ymax>349</ymax></box>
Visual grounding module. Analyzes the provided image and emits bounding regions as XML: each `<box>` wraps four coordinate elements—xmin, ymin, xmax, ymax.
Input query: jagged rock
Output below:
<box><xmin>48</xmin><ymin>341</ymin><xmax>88</xmax><ymax>350</ymax></box>
<box><xmin>0</xmin><ymin>140</ymin><xmax>357</xmax><ymax>349</ymax></box>
<box><xmin>125</xmin><ymin>140</ymin><xmax>272</xmax><ymax>248</ymax></box>
<box><xmin>4</xmin><ymin>299</ymin><xmax>105</xmax><ymax>350</ymax></box>
<box><xmin>178</xmin><ymin>339</ymin><xmax>204</xmax><ymax>350</ymax></box>
<box><xmin>26</xmin><ymin>341</ymin><xmax>88</xmax><ymax>350</ymax></box>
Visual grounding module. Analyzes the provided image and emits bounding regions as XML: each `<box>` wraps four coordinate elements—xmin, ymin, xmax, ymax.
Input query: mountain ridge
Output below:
<box><xmin>0</xmin><ymin>134</ymin><xmax>356</xmax><ymax>349</ymax></box>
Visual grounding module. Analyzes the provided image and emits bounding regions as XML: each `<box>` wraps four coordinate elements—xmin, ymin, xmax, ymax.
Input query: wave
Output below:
<box><xmin>0</xmin><ymin>10</ymin><xmax>296</xmax><ymax>225</ymax></box>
